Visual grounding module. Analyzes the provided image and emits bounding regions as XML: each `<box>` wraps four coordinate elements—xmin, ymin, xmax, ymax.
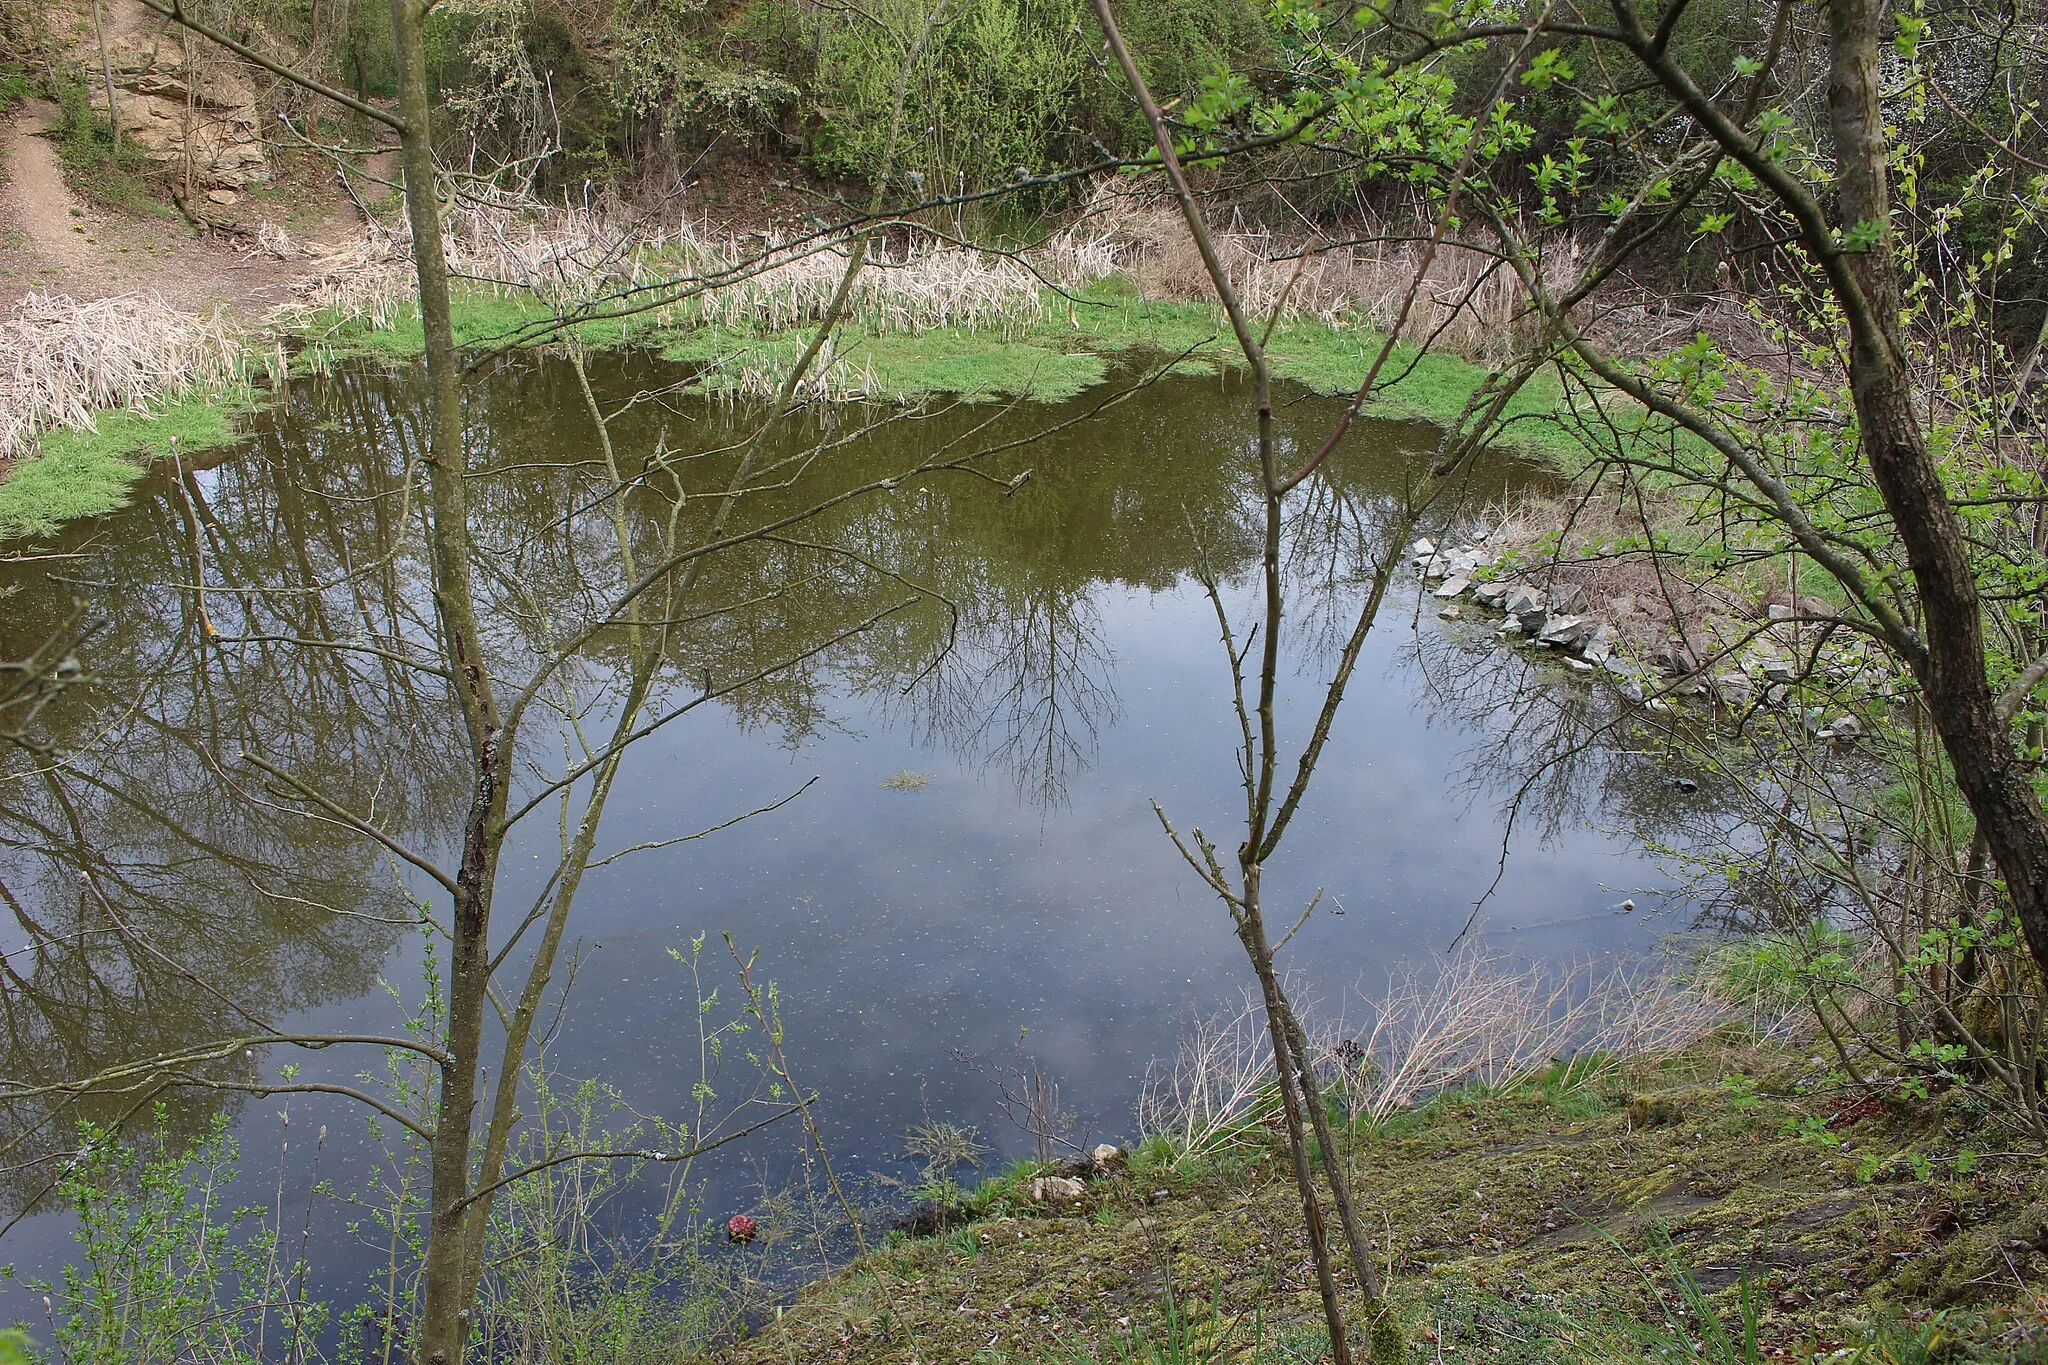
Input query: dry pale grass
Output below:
<box><xmin>283</xmin><ymin>194</ymin><xmax>1044</xmax><ymax>340</ymax></box>
<box><xmin>1342</xmin><ymin>948</ymin><xmax>1730</xmax><ymax>1125</ymax></box>
<box><xmin>252</xmin><ymin>220</ymin><xmax>313</xmax><ymax>261</ymax></box>
<box><xmin>1135</xmin><ymin>985</ymin><xmax>1280</xmax><ymax>1162</ymax></box>
<box><xmin>277</xmin><ymin>195</ymin><xmax>657</xmax><ymax>329</ymax></box>
<box><xmin>1137</xmin><ymin>947</ymin><xmax>1741</xmax><ymax>1161</ymax></box>
<box><xmin>1046</xmin><ymin>177</ymin><xmax>1577</xmax><ymax>365</ymax></box>
<box><xmin>687</xmin><ymin>241</ymin><xmax>1043</xmax><ymax>336</ymax></box>
<box><xmin>0</xmin><ymin>292</ymin><xmax>246</xmax><ymax>461</ymax></box>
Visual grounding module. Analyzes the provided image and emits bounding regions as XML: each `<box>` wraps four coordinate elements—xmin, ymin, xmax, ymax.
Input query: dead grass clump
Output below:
<box><xmin>1138</xmin><ymin>947</ymin><xmax>1742</xmax><ymax>1156</ymax></box>
<box><xmin>1337</xmin><ymin>947</ymin><xmax>1730</xmax><ymax>1125</ymax></box>
<box><xmin>1046</xmin><ymin>177</ymin><xmax>1574</xmax><ymax>365</ymax></box>
<box><xmin>284</xmin><ymin>191</ymin><xmax>1043</xmax><ymax>340</ymax></box>
<box><xmin>253</xmin><ymin>221</ymin><xmax>312</xmax><ymax>261</ymax></box>
<box><xmin>279</xmin><ymin>193</ymin><xmax>666</xmax><ymax>329</ymax></box>
<box><xmin>687</xmin><ymin>240</ymin><xmax>1043</xmax><ymax>337</ymax></box>
<box><xmin>1136</xmin><ymin>985</ymin><xmax>1281</xmax><ymax>1162</ymax></box>
<box><xmin>0</xmin><ymin>292</ymin><xmax>246</xmax><ymax>461</ymax></box>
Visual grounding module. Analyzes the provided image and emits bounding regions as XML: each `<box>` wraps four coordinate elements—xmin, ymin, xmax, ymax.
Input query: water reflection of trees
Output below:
<box><xmin>0</xmin><ymin>373</ymin><xmax>460</xmax><ymax>1204</ymax></box>
<box><xmin>1406</xmin><ymin>621</ymin><xmax>1804</xmax><ymax>928</ymax></box>
<box><xmin>901</xmin><ymin>582</ymin><xmax>1118</xmax><ymax>810</ymax></box>
<box><xmin>0</xmin><ymin>352</ymin><xmax>1552</xmax><ymax>1203</ymax></box>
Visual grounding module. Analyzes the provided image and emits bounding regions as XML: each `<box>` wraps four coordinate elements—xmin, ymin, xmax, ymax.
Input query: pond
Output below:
<box><xmin>0</xmin><ymin>348</ymin><xmax>1710</xmax><ymax>1325</ymax></box>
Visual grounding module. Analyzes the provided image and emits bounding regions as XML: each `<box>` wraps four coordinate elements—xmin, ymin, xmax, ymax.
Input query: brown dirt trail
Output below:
<box><xmin>0</xmin><ymin>95</ymin><xmax>319</xmax><ymax>314</ymax></box>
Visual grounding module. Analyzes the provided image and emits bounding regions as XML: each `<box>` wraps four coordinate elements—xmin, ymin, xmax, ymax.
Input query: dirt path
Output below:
<box><xmin>0</xmin><ymin>98</ymin><xmax>337</xmax><ymax>316</ymax></box>
<box><xmin>1</xmin><ymin>101</ymin><xmax>97</xmax><ymax>285</ymax></box>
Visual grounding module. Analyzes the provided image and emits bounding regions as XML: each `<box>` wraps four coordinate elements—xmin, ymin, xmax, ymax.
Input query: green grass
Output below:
<box><xmin>1043</xmin><ymin>287</ymin><xmax>1607</xmax><ymax>466</ymax></box>
<box><xmin>0</xmin><ymin>398</ymin><xmax>245</xmax><ymax>542</ymax></box>
<box><xmin>0</xmin><ymin>66</ymin><xmax>33</xmax><ymax>116</ymax></box>
<box><xmin>291</xmin><ymin>289</ymin><xmax>666</xmax><ymax>362</ymax></box>
<box><xmin>283</xmin><ymin>277</ymin><xmax>1610</xmax><ymax>459</ymax></box>
<box><xmin>726</xmin><ymin>1031</ymin><xmax>2048</xmax><ymax>1365</ymax></box>
<box><xmin>662</xmin><ymin>325</ymin><xmax>1108</xmax><ymax>403</ymax></box>
<box><xmin>2</xmin><ymin>271</ymin><xmax>1656</xmax><ymax>544</ymax></box>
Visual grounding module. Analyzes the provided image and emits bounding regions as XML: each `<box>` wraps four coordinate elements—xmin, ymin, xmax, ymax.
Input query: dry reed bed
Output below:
<box><xmin>1046</xmin><ymin>179</ymin><xmax>1569</xmax><ymax>365</ymax></box>
<box><xmin>280</xmin><ymin>182</ymin><xmax>1612</xmax><ymax>374</ymax></box>
<box><xmin>282</xmin><ymin>197</ymin><xmax>1047</xmax><ymax>339</ymax></box>
<box><xmin>0</xmin><ymin>292</ymin><xmax>245</xmax><ymax>462</ymax></box>
<box><xmin>1137</xmin><ymin>946</ymin><xmax>1779</xmax><ymax>1164</ymax></box>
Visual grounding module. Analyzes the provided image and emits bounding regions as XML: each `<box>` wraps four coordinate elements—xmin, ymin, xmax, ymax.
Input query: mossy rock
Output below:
<box><xmin>1628</xmin><ymin>1094</ymin><xmax>1683</xmax><ymax>1128</ymax></box>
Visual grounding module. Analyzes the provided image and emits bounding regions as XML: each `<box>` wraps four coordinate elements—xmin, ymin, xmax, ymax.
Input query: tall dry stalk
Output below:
<box><xmin>283</xmin><ymin>197</ymin><xmax>1044</xmax><ymax>342</ymax></box>
<box><xmin>1140</xmin><ymin>954</ymin><xmax>1736</xmax><ymax>1155</ymax></box>
<box><xmin>0</xmin><ymin>293</ymin><xmax>245</xmax><ymax>461</ymax></box>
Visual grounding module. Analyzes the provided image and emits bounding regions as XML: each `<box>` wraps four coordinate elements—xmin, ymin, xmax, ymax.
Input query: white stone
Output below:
<box><xmin>1537</xmin><ymin>614</ymin><xmax>1597</xmax><ymax>648</ymax></box>
<box><xmin>1028</xmin><ymin>1175</ymin><xmax>1086</xmax><ymax>1202</ymax></box>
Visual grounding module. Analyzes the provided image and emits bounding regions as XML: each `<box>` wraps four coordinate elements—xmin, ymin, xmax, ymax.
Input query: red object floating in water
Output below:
<box><xmin>726</xmin><ymin>1214</ymin><xmax>758</xmax><ymax>1244</ymax></box>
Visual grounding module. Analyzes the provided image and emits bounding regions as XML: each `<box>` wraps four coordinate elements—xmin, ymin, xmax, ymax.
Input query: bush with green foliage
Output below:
<box><xmin>30</xmin><ymin>1110</ymin><xmax>325</xmax><ymax>1365</ymax></box>
<box><xmin>802</xmin><ymin>0</ymin><xmax>1091</xmax><ymax>218</ymax></box>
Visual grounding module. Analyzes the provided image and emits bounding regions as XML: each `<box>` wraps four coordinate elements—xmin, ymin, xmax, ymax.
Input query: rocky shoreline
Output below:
<box><xmin>1418</xmin><ymin>531</ymin><xmax>1884</xmax><ymax>740</ymax></box>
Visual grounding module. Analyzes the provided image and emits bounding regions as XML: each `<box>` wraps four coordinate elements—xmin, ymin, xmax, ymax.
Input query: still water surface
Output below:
<box><xmin>0</xmin><ymin>349</ymin><xmax>1700</xmax><ymax>1310</ymax></box>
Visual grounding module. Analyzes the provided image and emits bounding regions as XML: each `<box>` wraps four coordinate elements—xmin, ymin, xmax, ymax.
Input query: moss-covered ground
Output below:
<box><xmin>715</xmin><ymin>1037</ymin><xmax>2048</xmax><ymax>1364</ymax></box>
<box><xmin>0</xmin><ymin>395</ymin><xmax>248</xmax><ymax>542</ymax></box>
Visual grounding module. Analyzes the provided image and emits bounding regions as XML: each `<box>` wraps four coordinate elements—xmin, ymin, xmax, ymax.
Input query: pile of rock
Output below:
<box><xmin>1414</xmin><ymin>536</ymin><xmax>1884</xmax><ymax>736</ymax></box>
<box><xmin>1415</xmin><ymin>536</ymin><xmax>1612</xmax><ymax>674</ymax></box>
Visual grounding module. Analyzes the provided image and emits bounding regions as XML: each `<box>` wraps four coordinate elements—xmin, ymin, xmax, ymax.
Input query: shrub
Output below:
<box><xmin>805</xmin><ymin>0</ymin><xmax>1092</xmax><ymax>222</ymax></box>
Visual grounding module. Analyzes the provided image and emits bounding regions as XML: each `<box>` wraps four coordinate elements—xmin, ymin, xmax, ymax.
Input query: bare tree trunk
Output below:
<box><xmin>1819</xmin><ymin>0</ymin><xmax>2048</xmax><ymax>985</ymax></box>
<box><xmin>92</xmin><ymin>0</ymin><xmax>120</xmax><ymax>161</ymax></box>
<box><xmin>1240</xmin><ymin>870</ymin><xmax>1358</xmax><ymax>1365</ymax></box>
<box><xmin>181</xmin><ymin>28</ymin><xmax>194</xmax><ymax>203</ymax></box>
<box><xmin>383</xmin><ymin>1</ymin><xmax>506</xmax><ymax>1360</ymax></box>
<box><xmin>1087</xmin><ymin>4</ymin><xmax>1408</xmax><ymax>1359</ymax></box>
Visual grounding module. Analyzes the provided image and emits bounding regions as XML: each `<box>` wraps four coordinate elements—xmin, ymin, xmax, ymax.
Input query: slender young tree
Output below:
<box><xmin>1086</xmin><ymin>5</ymin><xmax>1569</xmax><ymax>1358</ymax></box>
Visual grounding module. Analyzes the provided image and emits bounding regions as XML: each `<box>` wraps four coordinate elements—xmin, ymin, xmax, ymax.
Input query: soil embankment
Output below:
<box><xmin>0</xmin><ymin>0</ymin><xmax>387</xmax><ymax>323</ymax></box>
<box><xmin>722</xmin><ymin>1038</ymin><xmax>2047</xmax><ymax>1363</ymax></box>
<box><xmin>0</xmin><ymin>94</ymin><xmax>331</xmax><ymax>314</ymax></box>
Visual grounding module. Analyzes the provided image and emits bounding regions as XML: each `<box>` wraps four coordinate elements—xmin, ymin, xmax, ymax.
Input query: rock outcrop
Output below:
<box><xmin>56</xmin><ymin>0</ymin><xmax>270</xmax><ymax>196</ymax></box>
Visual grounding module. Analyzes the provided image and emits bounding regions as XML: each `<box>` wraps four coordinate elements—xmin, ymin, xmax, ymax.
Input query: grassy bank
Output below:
<box><xmin>3</xmin><ymin>276</ymin><xmax>1600</xmax><ymax>544</ymax></box>
<box><xmin>0</xmin><ymin>396</ymin><xmax>248</xmax><ymax>542</ymax></box>
<box><xmin>309</xmin><ymin>279</ymin><xmax>1594</xmax><ymax>461</ymax></box>
<box><xmin>719</xmin><ymin>1033</ymin><xmax>2046</xmax><ymax>1364</ymax></box>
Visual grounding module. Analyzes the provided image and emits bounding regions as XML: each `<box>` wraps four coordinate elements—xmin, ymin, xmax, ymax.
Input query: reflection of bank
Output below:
<box><xmin>0</xmin><ymin>368</ymin><xmax>457</xmax><ymax>1216</ymax></box>
<box><xmin>1407</xmin><ymin>609</ymin><xmax>1884</xmax><ymax>942</ymax></box>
